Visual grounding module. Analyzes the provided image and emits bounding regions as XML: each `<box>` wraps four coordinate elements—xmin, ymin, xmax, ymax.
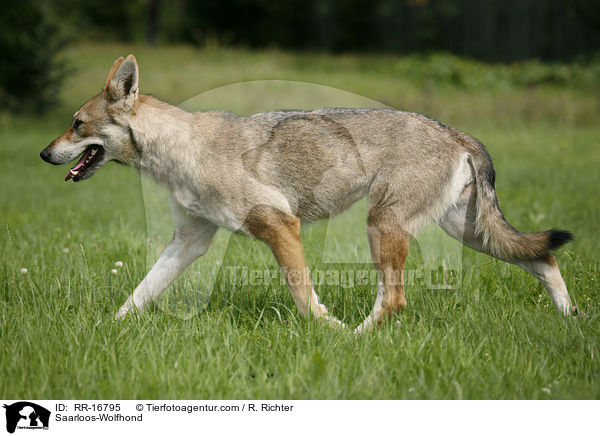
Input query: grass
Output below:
<box><xmin>1</xmin><ymin>43</ymin><xmax>599</xmax><ymax>399</ymax></box>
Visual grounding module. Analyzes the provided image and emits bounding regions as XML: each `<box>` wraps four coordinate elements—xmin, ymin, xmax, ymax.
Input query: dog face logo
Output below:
<box><xmin>3</xmin><ymin>402</ymin><xmax>50</xmax><ymax>433</ymax></box>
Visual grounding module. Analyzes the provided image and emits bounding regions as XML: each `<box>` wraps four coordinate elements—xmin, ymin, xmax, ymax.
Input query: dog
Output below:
<box><xmin>40</xmin><ymin>55</ymin><xmax>575</xmax><ymax>331</ymax></box>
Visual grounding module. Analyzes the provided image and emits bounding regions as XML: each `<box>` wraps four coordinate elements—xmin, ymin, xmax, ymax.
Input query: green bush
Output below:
<box><xmin>0</xmin><ymin>0</ymin><xmax>67</xmax><ymax>113</ymax></box>
<box><xmin>391</xmin><ymin>53</ymin><xmax>600</xmax><ymax>90</ymax></box>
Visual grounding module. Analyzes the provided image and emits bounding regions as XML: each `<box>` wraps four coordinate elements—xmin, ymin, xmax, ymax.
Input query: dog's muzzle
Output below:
<box><xmin>40</xmin><ymin>147</ymin><xmax>52</xmax><ymax>163</ymax></box>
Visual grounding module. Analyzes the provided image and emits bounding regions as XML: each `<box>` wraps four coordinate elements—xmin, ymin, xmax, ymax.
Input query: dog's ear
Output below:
<box><xmin>104</xmin><ymin>54</ymin><xmax>139</xmax><ymax>105</ymax></box>
<box><xmin>103</xmin><ymin>56</ymin><xmax>125</xmax><ymax>91</ymax></box>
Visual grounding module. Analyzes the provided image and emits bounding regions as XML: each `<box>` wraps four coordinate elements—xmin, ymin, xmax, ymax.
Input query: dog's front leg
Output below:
<box><xmin>245</xmin><ymin>206</ymin><xmax>344</xmax><ymax>327</ymax></box>
<box><xmin>116</xmin><ymin>201</ymin><xmax>218</xmax><ymax>319</ymax></box>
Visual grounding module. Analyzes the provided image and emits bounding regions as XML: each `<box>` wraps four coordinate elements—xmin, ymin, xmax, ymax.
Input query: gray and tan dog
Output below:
<box><xmin>41</xmin><ymin>55</ymin><xmax>575</xmax><ymax>331</ymax></box>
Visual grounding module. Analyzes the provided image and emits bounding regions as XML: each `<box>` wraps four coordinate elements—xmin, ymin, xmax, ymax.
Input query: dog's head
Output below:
<box><xmin>40</xmin><ymin>55</ymin><xmax>142</xmax><ymax>182</ymax></box>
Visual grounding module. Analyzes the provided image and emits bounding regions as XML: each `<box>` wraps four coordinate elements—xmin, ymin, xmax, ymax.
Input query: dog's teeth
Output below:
<box><xmin>70</xmin><ymin>169</ymin><xmax>79</xmax><ymax>175</ymax></box>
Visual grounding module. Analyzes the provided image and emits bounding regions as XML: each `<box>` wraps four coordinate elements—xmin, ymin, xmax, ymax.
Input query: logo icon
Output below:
<box><xmin>3</xmin><ymin>402</ymin><xmax>50</xmax><ymax>433</ymax></box>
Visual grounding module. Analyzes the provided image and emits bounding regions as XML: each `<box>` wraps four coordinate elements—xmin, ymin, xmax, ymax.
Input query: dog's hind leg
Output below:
<box><xmin>438</xmin><ymin>183</ymin><xmax>575</xmax><ymax>315</ymax></box>
<box><xmin>355</xmin><ymin>206</ymin><xmax>411</xmax><ymax>333</ymax></box>
<box><xmin>115</xmin><ymin>197</ymin><xmax>218</xmax><ymax>319</ymax></box>
<box><xmin>244</xmin><ymin>205</ymin><xmax>343</xmax><ymax>326</ymax></box>
<box><xmin>516</xmin><ymin>256</ymin><xmax>574</xmax><ymax>315</ymax></box>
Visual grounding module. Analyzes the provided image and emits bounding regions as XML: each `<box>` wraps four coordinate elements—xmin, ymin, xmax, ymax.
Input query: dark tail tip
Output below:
<box><xmin>548</xmin><ymin>229</ymin><xmax>574</xmax><ymax>251</ymax></box>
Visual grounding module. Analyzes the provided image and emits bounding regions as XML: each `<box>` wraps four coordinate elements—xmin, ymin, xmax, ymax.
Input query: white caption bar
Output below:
<box><xmin>0</xmin><ymin>400</ymin><xmax>595</xmax><ymax>435</ymax></box>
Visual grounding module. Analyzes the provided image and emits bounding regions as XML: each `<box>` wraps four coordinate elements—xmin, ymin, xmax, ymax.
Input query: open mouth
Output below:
<box><xmin>65</xmin><ymin>145</ymin><xmax>104</xmax><ymax>182</ymax></box>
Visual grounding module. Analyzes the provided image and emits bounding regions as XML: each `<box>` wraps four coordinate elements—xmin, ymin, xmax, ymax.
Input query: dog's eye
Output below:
<box><xmin>73</xmin><ymin>119</ymin><xmax>83</xmax><ymax>129</ymax></box>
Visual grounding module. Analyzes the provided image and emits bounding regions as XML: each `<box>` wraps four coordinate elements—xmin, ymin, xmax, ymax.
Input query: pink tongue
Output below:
<box><xmin>64</xmin><ymin>147</ymin><xmax>94</xmax><ymax>182</ymax></box>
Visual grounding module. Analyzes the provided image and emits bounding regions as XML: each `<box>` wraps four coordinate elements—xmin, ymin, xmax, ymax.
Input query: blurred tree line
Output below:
<box><xmin>56</xmin><ymin>0</ymin><xmax>599</xmax><ymax>61</ymax></box>
<box><xmin>1</xmin><ymin>0</ymin><xmax>599</xmax><ymax>112</ymax></box>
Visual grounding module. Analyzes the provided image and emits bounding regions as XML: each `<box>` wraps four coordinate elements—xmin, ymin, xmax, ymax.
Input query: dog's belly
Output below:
<box><xmin>291</xmin><ymin>178</ymin><xmax>369</xmax><ymax>222</ymax></box>
<box><xmin>172</xmin><ymin>172</ymin><xmax>369</xmax><ymax>233</ymax></box>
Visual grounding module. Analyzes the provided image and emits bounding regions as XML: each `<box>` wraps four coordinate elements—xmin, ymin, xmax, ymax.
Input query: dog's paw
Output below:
<box><xmin>114</xmin><ymin>304</ymin><xmax>133</xmax><ymax>320</ymax></box>
<box><xmin>114</xmin><ymin>310</ymin><xmax>128</xmax><ymax>321</ymax></box>
<box><xmin>322</xmin><ymin>314</ymin><xmax>346</xmax><ymax>329</ymax></box>
<box><xmin>353</xmin><ymin>325</ymin><xmax>367</xmax><ymax>335</ymax></box>
<box><xmin>353</xmin><ymin>316</ymin><xmax>374</xmax><ymax>335</ymax></box>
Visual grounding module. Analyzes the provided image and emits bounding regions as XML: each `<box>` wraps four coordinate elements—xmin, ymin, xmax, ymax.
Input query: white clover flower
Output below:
<box><xmin>111</xmin><ymin>269</ymin><xmax>118</xmax><ymax>275</ymax></box>
<box><xmin>20</xmin><ymin>268</ymin><xmax>28</xmax><ymax>275</ymax></box>
<box><xmin>115</xmin><ymin>261</ymin><xmax>123</xmax><ymax>268</ymax></box>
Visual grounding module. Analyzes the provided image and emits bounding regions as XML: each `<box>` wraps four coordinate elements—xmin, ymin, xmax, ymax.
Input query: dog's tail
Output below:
<box><xmin>465</xmin><ymin>139</ymin><xmax>573</xmax><ymax>261</ymax></box>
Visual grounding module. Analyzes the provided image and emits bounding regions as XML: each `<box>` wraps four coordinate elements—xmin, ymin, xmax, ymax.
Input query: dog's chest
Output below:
<box><xmin>172</xmin><ymin>184</ymin><xmax>244</xmax><ymax>230</ymax></box>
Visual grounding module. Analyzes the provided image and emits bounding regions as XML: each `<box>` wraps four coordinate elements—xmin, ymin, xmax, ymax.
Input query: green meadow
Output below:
<box><xmin>1</xmin><ymin>44</ymin><xmax>599</xmax><ymax>399</ymax></box>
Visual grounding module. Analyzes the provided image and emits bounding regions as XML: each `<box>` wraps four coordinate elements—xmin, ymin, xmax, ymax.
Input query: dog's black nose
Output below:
<box><xmin>40</xmin><ymin>148</ymin><xmax>51</xmax><ymax>162</ymax></box>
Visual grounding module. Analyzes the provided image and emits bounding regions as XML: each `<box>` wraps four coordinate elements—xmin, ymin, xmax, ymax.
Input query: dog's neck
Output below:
<box><xmin>128</xmin><ymin>95</ymin><xmax>209</xmax><ymax>188</ymax></box>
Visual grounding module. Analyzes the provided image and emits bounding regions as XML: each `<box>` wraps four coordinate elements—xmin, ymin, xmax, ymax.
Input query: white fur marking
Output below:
<box><xmin>518</xmin><ymin>259</ymin><xmax>572</xmax><ymax>315</ymax></box>
<box><xmin>354</xmin><ymin>277</ymin><xmax>384</xmax><ymax>334</ymax></box>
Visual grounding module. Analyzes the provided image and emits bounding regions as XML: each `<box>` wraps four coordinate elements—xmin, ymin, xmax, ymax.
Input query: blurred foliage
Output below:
<box><xmin>166</xmin><ymin>0</ymin><xmax>599</xmax><ymax>62</ymax></box>
<box><xmin>13</xmin><ymin>0</ymin><xmax>599</xmax><ymax>62</ymax></box>
<box><xmin>0</xmin><ymin>0</ymin><xmax>68</xmax><ymax>113</ymax></box>
<box><xmin>54</xmin><ymin>0</ymin><xmax>148</xmax><ymax>42</ymax></box>
<box><xmin>1</xmin><ymin>0</ymin><xmax>599</xmax><ymax>114</ymax></box>
<box><xmin>390</xmin><ymin>53</ymin><xmax>600</xmax><ymax>90</ymax></box>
